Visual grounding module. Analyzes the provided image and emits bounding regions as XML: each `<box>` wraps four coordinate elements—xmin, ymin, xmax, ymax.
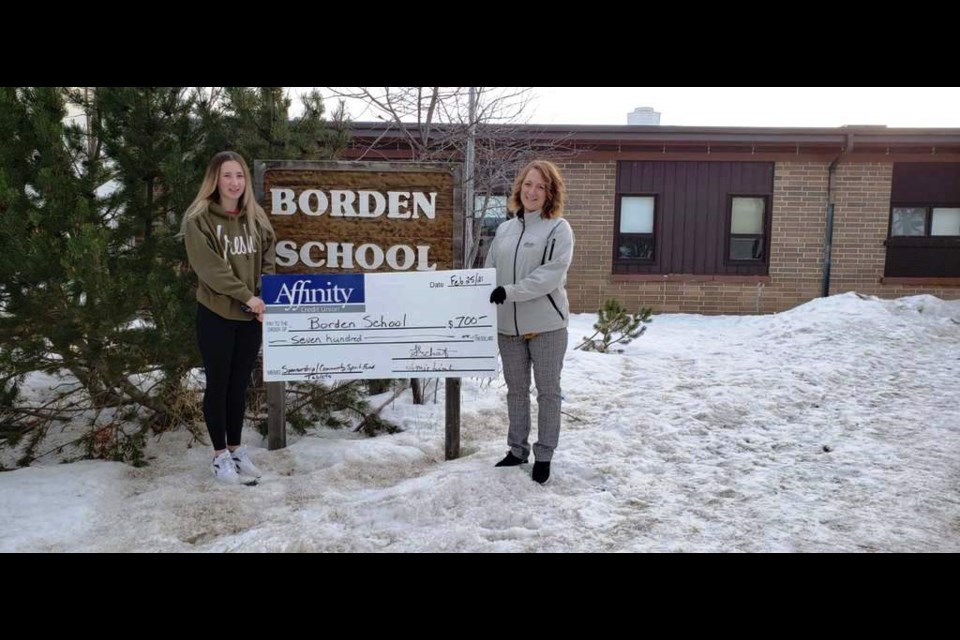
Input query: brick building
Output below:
<box><xmin>345</xmin><ymin>123</ymin><xmax>960</xmax><ymax>314</ymax></box>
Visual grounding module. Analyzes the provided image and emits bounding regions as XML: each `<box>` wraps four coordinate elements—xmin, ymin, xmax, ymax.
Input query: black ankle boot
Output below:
<box><xmin>494</xmin><ymin>452</ymin><xmax>527</xmax><ymax>467</ymax></box>
<box><xmin>532</xmin><ymin>461</ymin><xmax>551</xmax><ymax>484</ymax></box>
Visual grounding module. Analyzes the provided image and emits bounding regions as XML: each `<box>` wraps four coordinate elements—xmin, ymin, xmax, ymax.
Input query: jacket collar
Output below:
<box><xmin>519</xmin><ymin>210</ymin><xmax>543</xmax><ymax>224</ymax></box>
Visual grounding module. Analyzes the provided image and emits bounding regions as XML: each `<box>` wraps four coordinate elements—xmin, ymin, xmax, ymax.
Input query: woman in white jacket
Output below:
<box><xmin>485</xmin><ymin>160</ymin><xmax>574</xmax><ymax>485</ymax></box>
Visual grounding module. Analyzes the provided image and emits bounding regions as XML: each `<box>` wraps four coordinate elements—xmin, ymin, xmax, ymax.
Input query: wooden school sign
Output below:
<box><xmin>255</xmin><ymin>160</ymin><xmax>462</xmax><ymax>274</ymax></box>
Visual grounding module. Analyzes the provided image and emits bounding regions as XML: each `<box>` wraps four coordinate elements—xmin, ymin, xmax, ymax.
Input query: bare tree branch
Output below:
<box><xmin>326</xmin><ymin>87</ymin><xmax>586</xmax><ymax>267</ymax></box>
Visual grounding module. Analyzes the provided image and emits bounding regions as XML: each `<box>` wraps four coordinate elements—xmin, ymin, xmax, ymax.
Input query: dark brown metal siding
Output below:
<box><xmin>884</xmin><ymin>237</ymin><xmax>960</xmax><ymax>277</ymax></box>
<box><xmin>615</xmin><ymin>161</ymin><xmax>774</xmax><ymax>275</ymax></box>
<box><xmin>891</xmin><ymin>163</ymin><xmax>960</xmax><ymax>203</ymax></box>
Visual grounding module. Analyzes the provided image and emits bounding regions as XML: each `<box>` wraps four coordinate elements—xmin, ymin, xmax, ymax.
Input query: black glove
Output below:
<box><xmin>489</xmin><ymin>286</ymin><xmax>506</xmax><ymax>305</ymax></box>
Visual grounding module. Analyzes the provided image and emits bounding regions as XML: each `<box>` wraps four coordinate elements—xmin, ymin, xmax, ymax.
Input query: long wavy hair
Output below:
<box><xmin>507</xmin><ymin>160</ymin><xmax>566</xmax><ymax>219</ymax></box>
<box><xmin>179</xmin><ymin>151</ymin><xmax>273</xmax><ymax>238</ymax></box>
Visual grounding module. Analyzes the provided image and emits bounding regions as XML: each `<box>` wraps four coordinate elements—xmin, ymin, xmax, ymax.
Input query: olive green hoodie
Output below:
<box><xmin>184</xmin><ymin>202</ymin><xmax>276</xmax><ymax>321</ymax></box>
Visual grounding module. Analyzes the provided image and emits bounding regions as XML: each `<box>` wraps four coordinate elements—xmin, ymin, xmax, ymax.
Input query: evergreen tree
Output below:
<box><xmin>203</xmin><ymin>87</ymin><xmax>349</xmax><ymax>162</ymax></box>
<box><xmin>0</xmin><ymin>87</ymin><xmax>131</xmax><ymax>462</ymax></box>
<box><xmin>575</xmin><ymin>299</ymin><xmax>653</xmax><ymax>353</ymax></box>
<box><xmin>0</xmin><ymin>87</ymin><xmax>363</xmax><ymax>467</ymax></box>
<box><xmin>93</xmin><ymin>87</ymin><xmax>208</xmax><ymax>434</ymax></box>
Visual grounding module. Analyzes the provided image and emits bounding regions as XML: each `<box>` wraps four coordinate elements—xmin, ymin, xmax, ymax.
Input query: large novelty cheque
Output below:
<box><xmin>262</xmin><ymin>269</ymin><xmax>499</xmax><ymax>382</ymax></box>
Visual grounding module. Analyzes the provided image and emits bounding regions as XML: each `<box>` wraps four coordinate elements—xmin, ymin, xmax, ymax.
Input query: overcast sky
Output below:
<box><xmin>298</xmin><ymin>87</ymin><xmax>960</xmax><ymax>129</ymax></box>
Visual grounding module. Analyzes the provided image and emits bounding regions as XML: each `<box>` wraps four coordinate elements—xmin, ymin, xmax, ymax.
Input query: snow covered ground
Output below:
<box><xmin>2</xmin><ymin>293</ymin><xmax>958</xmax><ymax>552</ymax></box>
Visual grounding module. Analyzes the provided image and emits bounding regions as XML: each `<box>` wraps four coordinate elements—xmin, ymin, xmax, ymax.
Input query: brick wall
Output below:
<box><xmin>829</xmin><ymin>163</ymin><xmax>892</xmax><ymax>294</ymax></box>
<box><xmin>768</xmin><ymin>161</ymin><xmax>830</xmax><ymax>310</ymax></box>
<box><xmin>561</xmin><ymin>162</ymin><xmax>617</xmax><ymax>312</ymax></box>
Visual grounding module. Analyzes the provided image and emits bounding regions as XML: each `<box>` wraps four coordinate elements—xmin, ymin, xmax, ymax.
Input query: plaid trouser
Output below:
<box><xmin>497</xmin><ymin>327</ymin><xmax>568</xmax><ymax>462</ymax></box>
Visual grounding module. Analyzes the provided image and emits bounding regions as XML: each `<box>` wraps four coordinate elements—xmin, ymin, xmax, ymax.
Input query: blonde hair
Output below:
<box><xmin>507</xmin><ymin>160</ymin><xmax>566</xmax><ymax>219</ymax></box>
<box><xmin>179</xmin><ymin>151</ymin><xmax>273</xmax><ymax>238</ymax></box>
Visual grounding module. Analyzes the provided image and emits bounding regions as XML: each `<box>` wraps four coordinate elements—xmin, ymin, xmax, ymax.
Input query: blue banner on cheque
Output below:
<box><xmin>262</xmin><ymin>269</ymin><xmax>499</xmax><ymax>382</ymax></box>
<box><xmin>262</xmin><ymin>273</ymin><xmax>366</xmax><ymax>313</ymax></box>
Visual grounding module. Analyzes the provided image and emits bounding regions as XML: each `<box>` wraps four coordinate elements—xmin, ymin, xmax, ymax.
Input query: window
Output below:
<box><xmin>891</xmin><ymin>206</ymin><xmax>960</xmax><ymax>237</ymax></box>
<box><xmin>616</xmin><ymin>195</ymin><xmax>656</xmax><ymax>261</ymax></box>
<box><xmin>473</xmin><ymin>194</ymin><xmax>508</xmax><ymax>267</ymax></box>
<box><xmin>932</xmin><ymin>208</ymin><xmax>960</xmax><ymax>236</ymax></box>
<box><xmin>474</xmin><ymin>194</ymin><xmax>507</xmax><ymax>231</ymax></box>
<box><xmin>728</xmin><ymin>196</ymin><xmax>767</xmax><ymax>261</ymax></box>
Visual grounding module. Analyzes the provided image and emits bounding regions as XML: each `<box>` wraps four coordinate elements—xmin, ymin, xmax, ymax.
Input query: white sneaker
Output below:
<box><xmin>231</xmin><ymin>445</ymin><xmax>262</xmax><ymax>478</ymax></box>
<box><xmin>212</xmin><ymin>451</ymin><xmax>241</xmax><ymax>484</ymax></box>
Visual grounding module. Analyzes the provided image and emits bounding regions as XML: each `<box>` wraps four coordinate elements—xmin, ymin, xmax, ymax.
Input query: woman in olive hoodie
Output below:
<box><xmin>181</xmin><ymin>152</ymin><xmax>276</xmax><ymax>484</ymax></box>
<box><xmin>485</xmin><ymin>160</ymin><xmax>574</xmax><ymax>485</ymax></box>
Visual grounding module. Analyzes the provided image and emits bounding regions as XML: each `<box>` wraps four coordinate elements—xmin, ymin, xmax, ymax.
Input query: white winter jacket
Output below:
<box><xmin>485</xmin><ymin>210</ymin><xmax>575</xmax><ymax>336</ymax></box>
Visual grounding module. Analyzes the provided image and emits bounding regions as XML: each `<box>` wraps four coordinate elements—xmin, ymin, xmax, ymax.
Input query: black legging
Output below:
<box><xmin>196</xmin><ymin>304</ymin><xmax>262</xmax><ymax>451</ymax></box>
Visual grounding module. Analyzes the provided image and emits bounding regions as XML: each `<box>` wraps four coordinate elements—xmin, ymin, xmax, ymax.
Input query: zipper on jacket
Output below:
<box><xmin>512</xmin><ymin>217</ymin><xmax>525</xmax><ymax>336</ymax></box>
<box><xmin>540</xmin><ymin>238</ymin><xmax>558</xmax><ymax>265</ymax></box>
<box><xmin>546</xmin><ymin>293</ymin><xmax>565</xmax><ymax>320</ymax></box>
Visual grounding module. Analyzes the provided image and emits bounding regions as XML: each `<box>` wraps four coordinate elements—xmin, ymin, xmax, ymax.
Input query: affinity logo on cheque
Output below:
<box><xmin>264</xmin><ymin>274</ymin><xmax>365</xmax><ymax>312</ymax></box>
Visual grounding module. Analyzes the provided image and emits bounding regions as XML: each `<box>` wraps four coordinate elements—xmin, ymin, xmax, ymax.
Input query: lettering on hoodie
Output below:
<box><xmin>216</xmin><ymin>222</ymin><xmax>256</xmax><ymax>260</ymax></box>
